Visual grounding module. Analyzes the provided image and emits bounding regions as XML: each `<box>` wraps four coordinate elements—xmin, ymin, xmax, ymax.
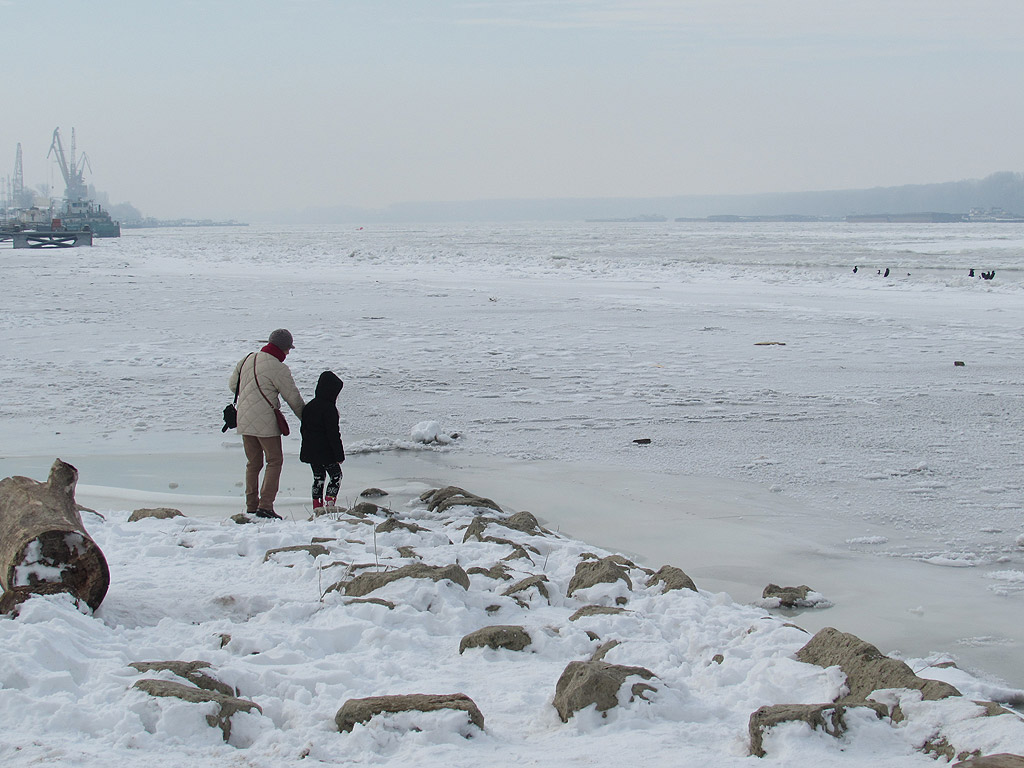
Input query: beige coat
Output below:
<box><xmin>229</xmin><ymin>351</ymin><xmax>305</xmax><ymax>437</ymax></box>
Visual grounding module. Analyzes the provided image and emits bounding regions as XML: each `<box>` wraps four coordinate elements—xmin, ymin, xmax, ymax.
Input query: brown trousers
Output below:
<box><xmin>242</xmin><ymin>434</ymin><xmax>284</xmax><ymax>512</ymax></box>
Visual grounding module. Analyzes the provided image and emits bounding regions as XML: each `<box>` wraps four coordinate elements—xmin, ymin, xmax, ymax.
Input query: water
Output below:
<box><xmin>3</xmin><ymin>220</ymin><xmax>1024</xmax><ymax>684</ymax></box>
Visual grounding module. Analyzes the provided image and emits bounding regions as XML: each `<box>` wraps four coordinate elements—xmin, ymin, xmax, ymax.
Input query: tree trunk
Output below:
<box><xmin>0</xmin><ymin>459</ymin><xmax>110</xmax><ymax>613</ymax></box>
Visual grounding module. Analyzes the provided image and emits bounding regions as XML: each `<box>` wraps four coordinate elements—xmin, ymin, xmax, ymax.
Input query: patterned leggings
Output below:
<box><xmin>311</xmin><ymin>463</ymin><xmax>342</xmax><ymax>500</ymax></box>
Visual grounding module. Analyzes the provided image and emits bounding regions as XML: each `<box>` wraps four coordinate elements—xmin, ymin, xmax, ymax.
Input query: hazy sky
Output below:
<box><xmin>3</xmin><ymin>0</ymin><xmax>1023</xmax><ymax>218</ymax></box>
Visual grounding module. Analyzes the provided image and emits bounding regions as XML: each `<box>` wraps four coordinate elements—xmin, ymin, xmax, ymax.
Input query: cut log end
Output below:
<box><xmin>2</xmin><ymin>529</ymin><xmax>110</xmax><ymax>612</ymax></box>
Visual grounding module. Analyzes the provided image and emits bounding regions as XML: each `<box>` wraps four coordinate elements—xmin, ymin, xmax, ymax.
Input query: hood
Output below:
<box><xmin>315</xmin><ymin>370</ymin><xmax>344</xmax><ymax>401</ymax></box>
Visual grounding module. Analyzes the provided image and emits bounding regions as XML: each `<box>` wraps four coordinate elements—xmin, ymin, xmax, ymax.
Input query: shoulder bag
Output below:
<box><xmin>221</xmin><ymin>353</ymin><xmax>253</xmax><ymax>433</ymax></box>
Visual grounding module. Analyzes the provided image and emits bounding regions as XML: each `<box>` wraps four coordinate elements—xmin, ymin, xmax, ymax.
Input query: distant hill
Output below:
<box><xmin>270</xmin><ymin>171</ymin><xmax>1024</xmax><ymax>224</ymax></box>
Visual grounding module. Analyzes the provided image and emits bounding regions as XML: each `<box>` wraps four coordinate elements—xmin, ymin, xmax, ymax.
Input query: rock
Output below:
<box><xmin>467</xmin><ymin>563</ymin><xmax>513</xmax><ymax>581</ymax></box>
<box><xmin>796</xmin><ymin>627</ymin><xmax>961</xmax><ymax>702</ymax></box>
<box><xmin>761</xmin><ymin>583</ymin><xmax>832</xmax><ymax>608</ymax></box>
<box><xmin>748</xmin><ymin>702</ymin><xmax>886</xmax><ymax>758</ymax></box>
<box><xmin>374</xmin><ymin>518</ymin><xmax>425</xmax><ymax>534</ymax></box>
<box><xmin>345</xmin><ymin>597</ymin><xmax>396</xmax><ymax>610</ymax></box>
<box><xmin>128</xmin><ymin>507</ymin><xmax>184</xmax><ymax>522</ymax></box>
<box><xmin>348</xmin><ymin>502</ymin><xmax>382</xmax><ymax>517</ymax></box>
<box><xmin>230</xmin><ymin>513</ymin><xmax>253</xmax><ymax>525</ymax></box>
<box><xmin>953</xmin><ymin>755</ymin><xmax>1024</xmax><ymax>768</ymax></box>
<box><xmin>502</xmin><ymin>510</ymin><xmax>546</xmax><ymax>535</ymax></box>
<box><xmin>397</xmin><ymin>546</ymin><xmax>419</xmax><ymax>559</ymax></box>
<box><xmin>590</xmin><ymin>639</ymin><xmax>620</xmax><ymax>661</ymax></box>
<box><xmin>462</xmin><ymin>517</ymin><xmax>488</xmax><ymax>542</ymax></box>
<box><xmin>501</xmin><ymin>574</ymin><xmax>550</xmax><ymax>601</ymax></box>
<box><xmin>552</xmin><ymin>660</ymin><xmax>657</xmax><ymax>722</ymax></box>
<box><xmin>763</xmin><ymin>583</ymin><xmax>812</xmax><ymax>606</ymax></box>
<box><xmin>132</xmin><ymin>679</ymin><xmax>261</xmax><ymax>741</ymax></box>
<box><xmin>341</xmin><ymin>563</ymin><xmax>471</xmax><ymax>597</ymax></box>
<box><xmin>420</xmin><ymin>486</ymin><xmax>502</xmax><ymax>514</ymax></box>
<box><xmin>500</xmin><ymin>545</ymin><xmax>535</xmax><ymax>563</ymax></box>
<box><xmin>263</xmin><ymin>544</ymin><xmax>330</xmax><ymax>563</ymax></box>
<box><xmin>646</xmin><ymin>565</ymin><xmax>697</xmax><ymax>593</ymax></box>
<box><xmin>335</xmin><ymin>693</ymin><xmax>484</xmax><ymax>734</ymax></box>
<box><xmin>459</xmin><ymin>625</ymin><xmax>532</xmax><ymax>654</ymax></box>
<box><xmin>567</xmin><ymin>556</ymin><xmax>633</xmax><ymax>597</ymax></box>
<box><xmin>569</xmin><ymin>605</ymin><xmax>627</xmax><ymax>621</ymax></box>
<box><xmin>360</xmin><ymin>488</ymin><xmax>389</xmax><ymax>498</ymax></box>
<box><xmin>129</xmin><ymin>660</ymin><xmax>235</xmax><ymax>697</ymax></box>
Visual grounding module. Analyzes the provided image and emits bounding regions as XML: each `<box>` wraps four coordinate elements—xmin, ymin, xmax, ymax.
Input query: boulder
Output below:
<box><xmin>467</xmin><ymin>563</ymin><xmax>513</xmax><ymax>581</ymax></box>
<box><xmin>375</xmin><ymin>518</ymin><xmax>425</xmax><ymax>534</ymax></box>
<box><xmin>567</xmin><ymin>557</ymin><xmax>633</xmax><ymax>597</ymax></box>
<box><xmin>552</xmin><ymin>660</ymin><xmax>657</xmax><ymax>722</ymax></box>
<box><xmin>569</xmin><ymin>605</ymin><xmax>627</xmax><ymax>622</ymax></box>
<box><xmin>420</xmin><ymin>486</ymin><xmax>502</xmax><ymax>514</ymax></box>
<box><xmin>953</xmin><ymin>755</ymin><xmax>1024</xmax><ymax>768</ymax></box>
<box><xmin>502</xmin><ymin>510</ymin><xmax>546</xmax><ymax>535</ymax></box>
<box><xmin>462</xmin><ymin>517</ymin><xmax>488</xmax><ymax>542</ymax></box>
<box><xmin>335</xmin><ymin>693</ymin><xmax>484</xmax><ymax>734</ymax></box>
<box><xmin>501</xmin><ymin>574</ymin><xmax>550</xmax><ymax>601</ymax></box>
<box><xmin>0</xmin><ymin>460</ymin><xmax>109</xmax><ymax>612</ymax></box>
<box><xmin>132</xmin><ymin>679</ymin><xmax>261</xmax><ymax>741</ymax></box>
<box><xmin>263</xmin><ymin>544</ymin><xmax>330</xmax><ymax>563</ymax></box>
<box><xmin>127</xmin><ymin>507</ymin><xmax>184</xmax><ymax>522</ymax></box>
<box><xmin>748</xmin><ymin>702</ymin><xmax>886</xmax><ymax>758</ymax></box>
<box><xmin>459</xmin><ymin>625</ymin><xmax>532</xmax><ymax>654</ymax></box>
<box><xmin>796</xmin><ymin>627</ymin><xmax>961</xmax><ymax>702</ymax></box>
<box><xmin>590</xmin><ymin>639</ymin><xmax>621</xmax><ymax>661</ymax></box>
<box><xmin>129</xmin><ymin>660</ymin><xmax>235</xmax><ymax>697</ymax></box>
<box><xmin>360</xmin><ymin>488</ymin><xmax>389</xmax><ymax>498</ymax></box>
<box><xmin>646</xmin><ymin>565</ymin><xmax>697</xmax><ymax>593</ymax></box>
<box><xmin>341</xmin><ymin>563</ymin><xmax>470</xmax><ymax>597</ymax></box>
<box><xmin>348</xmin><ymin>502</ymin><xmax>382</xmax><ymax>517</ymax></box>
<box><xmin>762</xmin><ymin>583</ymin><xmax>831</xmax><ymax>608</ymax></box>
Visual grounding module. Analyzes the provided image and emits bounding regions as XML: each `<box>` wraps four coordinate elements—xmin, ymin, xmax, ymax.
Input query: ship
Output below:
<box><xmin>56</xmin><ymin>198</ymin><xmax>121</xmax><ymax>237</ymax></box>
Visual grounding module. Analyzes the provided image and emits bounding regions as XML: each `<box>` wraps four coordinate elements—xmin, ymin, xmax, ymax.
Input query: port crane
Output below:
<box><xmin>47</xmin><ymin>127</ymin><xmax>91</xmax><ymax>201</ymax></box>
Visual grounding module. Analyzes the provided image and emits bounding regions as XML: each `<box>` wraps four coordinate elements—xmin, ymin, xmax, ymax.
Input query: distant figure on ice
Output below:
<box><xmin>969</xmin><ymin>268</ymin><xmax>975</xmax><ymax>277</ymax></box>
<box><xmin>300</xmin><ymin>371</ymin><xmax>346</xmax><ymax>510</ymax></box>
<box><xmin>883</xmin><ymin>267</ymin><xmax>890</xmax><ymax>278</ymax></box>
<box><xmin>229</xmin><ymin>328</ymin><xmax>306</xmax><ymax>519</ymax></box>
<box><xmin>981</xmin><ymin>270</ymin><xmax>996</xmax><ymax>280</ymax></box>
<box><xmin>853</xmin><ymin>265</ymin><xmax>858</xmax><ymax>273</ymax></box>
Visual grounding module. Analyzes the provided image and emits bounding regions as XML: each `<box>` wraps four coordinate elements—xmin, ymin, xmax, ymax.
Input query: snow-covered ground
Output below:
<box><xmin>1</xmin><ymin>222</ymin><xmax>1023</xmax><ymax>764</ymax></box>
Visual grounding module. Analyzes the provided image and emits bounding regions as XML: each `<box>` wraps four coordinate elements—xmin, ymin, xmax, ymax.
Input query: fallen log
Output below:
<box><xmin>0</xmin><ymin>459</ymin><xmax>110</xmax><ymax>613</ymax></box>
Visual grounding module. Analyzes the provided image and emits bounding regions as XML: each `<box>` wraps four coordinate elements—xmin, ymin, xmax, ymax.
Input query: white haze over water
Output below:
<box><xmin>2</xmin><ymin>221</ymin><xmax>1024</xmax><ymax>694</ymax></box>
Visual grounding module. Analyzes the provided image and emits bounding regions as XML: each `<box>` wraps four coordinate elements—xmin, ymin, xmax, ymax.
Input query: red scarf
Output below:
<box><xmin>261</xmin><ymin>343</ymin><xmax>286</xmax><ymax>362</ymax></box>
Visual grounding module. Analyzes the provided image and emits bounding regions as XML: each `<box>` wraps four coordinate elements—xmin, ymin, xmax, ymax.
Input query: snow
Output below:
<box><xmin>2</xmin><ymin>221</ymin><xmax>1024</xmax><ymax>764</ymax></box>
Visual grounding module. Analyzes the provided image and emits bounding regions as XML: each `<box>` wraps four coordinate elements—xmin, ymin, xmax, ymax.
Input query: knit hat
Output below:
<box><xmin>268</xmin><ymin>328</ymin><xmax>294</xmax><ymax>350</ymax></box>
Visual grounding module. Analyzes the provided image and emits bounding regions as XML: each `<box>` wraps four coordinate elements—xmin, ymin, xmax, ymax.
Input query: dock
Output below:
<box><xmin>0</xmin><ymin>229</ymin><xmax>94</xmax><ymax>248</ymax></box>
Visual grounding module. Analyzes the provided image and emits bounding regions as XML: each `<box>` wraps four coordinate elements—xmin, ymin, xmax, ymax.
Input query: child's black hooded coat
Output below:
<box><xmin>299</xmin><ymin>371</ymin><xmax>345</xmax><ymax>465</ymax></box>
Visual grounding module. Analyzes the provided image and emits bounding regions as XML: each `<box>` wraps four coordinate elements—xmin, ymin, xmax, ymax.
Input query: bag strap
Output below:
<box><xmin>233</xmin><ymin>353</ymin><xmax>253</xmax><ymax>405</ymax></box>
<box><xmin>251</xmin><ymin>352</ymin><xmax>280</xmax><ymax>411</ymax></box>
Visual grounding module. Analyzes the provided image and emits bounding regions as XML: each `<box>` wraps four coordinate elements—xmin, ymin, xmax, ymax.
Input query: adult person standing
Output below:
<box><xmin>228</xmin><ymin>328</ymin><xmax>305</xmax><ymax>519</ymax></box>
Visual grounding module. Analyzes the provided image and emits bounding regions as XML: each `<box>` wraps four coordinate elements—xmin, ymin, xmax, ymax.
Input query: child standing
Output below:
<box><xmin>299</xmin><ymin>370</ymin><xmax>345</xmax><ymax>509</ymax></box>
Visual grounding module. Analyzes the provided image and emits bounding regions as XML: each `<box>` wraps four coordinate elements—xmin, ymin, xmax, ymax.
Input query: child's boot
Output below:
<box><xmin>325</xmin><ymin>496</ymin><xmax>336</xmax><ymax>508</ymax></box>
<box><xmin>312</xmin><ymin>498</ymin><xmax>324</xmax><ymax>510</ymax></box>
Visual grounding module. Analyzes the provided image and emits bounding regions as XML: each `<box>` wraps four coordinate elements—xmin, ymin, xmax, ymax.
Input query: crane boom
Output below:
<box><xmin>47</xmin><ymin>127</ymin><xmax>89</xmax><ymax>201</ymax></box>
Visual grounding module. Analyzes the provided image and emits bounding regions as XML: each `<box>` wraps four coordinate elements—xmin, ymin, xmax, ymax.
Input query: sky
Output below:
<box><xmin>2</xmin><ymin>0</ymin><xmax>1023</xmax><ymax>219</ymax></box>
